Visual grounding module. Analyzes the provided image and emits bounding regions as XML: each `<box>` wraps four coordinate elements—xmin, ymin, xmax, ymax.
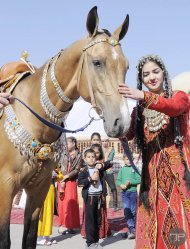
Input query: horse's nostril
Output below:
<box><xmin>114</xmin><ymin>118</ymin><xmax>120</xmax><ymax>127</ymax></box>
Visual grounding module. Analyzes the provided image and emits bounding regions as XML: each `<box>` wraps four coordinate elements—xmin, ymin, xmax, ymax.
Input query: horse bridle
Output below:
<box><xmin>13</xmin><ymin>37</ymin><xmax>121</xmax><ymax>134</ymax></box>
<box><xmin>11</xmin><ymin>38</ymin><xmax>137</xmax><ymax>171</ymax></box>
<box><xmin>76</xmin><ymin>37</ymin><xmax>120</xmax><ymax>118</ymax></box>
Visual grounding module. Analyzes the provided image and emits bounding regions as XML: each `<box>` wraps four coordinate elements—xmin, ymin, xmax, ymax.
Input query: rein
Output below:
<box><xmin>120</xmin><ymin>137</ymin><xmax>141</xmax><ymax>176</ymax></box>
<box><xmin>14</xmin><ymin>97</ymin><xmax>96</xmax><ymax>133</ymax></box>
<box><xmin>11</xmin><ymin>37</ymin><xmax>121</xmax><ymax>134</ymax></box>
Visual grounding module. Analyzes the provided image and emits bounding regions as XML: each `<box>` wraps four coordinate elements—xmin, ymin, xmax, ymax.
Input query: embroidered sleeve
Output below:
<box><xmin>141</xmin><ymin>90</ymin><xmax>189</xmax><ymax>117</ymax></box>
<box><xmin>126</xmin><ymin>108</ymin><xmax>136</xmax><ymax>140</ymax></box>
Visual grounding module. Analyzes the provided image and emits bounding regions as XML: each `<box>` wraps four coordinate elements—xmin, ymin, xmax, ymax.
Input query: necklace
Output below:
<box><xmin>4</xmin><ymin>105</ymin><xmax>67</xmax><ymax>164</ymax></box>
<box><xmin>144</xmin><ymin>108</ymin><xmax>169</xmax><ymax>132</ymax></box>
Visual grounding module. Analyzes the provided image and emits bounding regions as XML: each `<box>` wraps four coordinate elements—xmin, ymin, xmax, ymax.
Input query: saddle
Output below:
<box><xmin>0</xmin><ymin>51</ymin><xmax>37</xmax><ymax>119</ymax></box>
<box><xmin>0</xmin><ymin>51</ymin><xmax>37</xmax><ymax>90</ymax></box>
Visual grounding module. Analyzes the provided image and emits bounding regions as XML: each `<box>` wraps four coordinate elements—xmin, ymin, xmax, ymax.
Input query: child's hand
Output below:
<box><xmin>95</xmin><ymin>163</ymin><xmax>102</xmax><ymax>170</ymax></box>
<box><xmin>91</xmin><ymin>173</ymin><xmax>99</xmax><ymax>181</ymax></box>
<box><xmin>126</xmin><ymin>180</ymin><xmax>131</xmax><ymax>187</ymax></box>
<box><xmin>120</xmin><ymin>184</ymin><xmax>127</xmax><ymax>190</ymax></box>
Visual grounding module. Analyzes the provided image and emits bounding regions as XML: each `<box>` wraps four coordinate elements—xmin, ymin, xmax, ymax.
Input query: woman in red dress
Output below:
<box><xmin>58</xmin><ymin>136</ymin><xmax>81</xmax><ymax>234</ymax></box>
<box><xmin>118</xmin><ymin>54</ymin><xmax>190</xmax><ymax>249</ymax></box>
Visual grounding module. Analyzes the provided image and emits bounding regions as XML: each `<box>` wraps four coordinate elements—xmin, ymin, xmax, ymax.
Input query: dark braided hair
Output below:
<box><xmin>135</xmin><ymin>54</ymin><xmax>190</xmax><ymax>211</ymax></box>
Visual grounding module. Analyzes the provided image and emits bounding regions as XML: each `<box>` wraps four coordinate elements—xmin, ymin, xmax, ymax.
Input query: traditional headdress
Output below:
<box><xmin>136</xmin><ymin>54</ymin><xmax>172</xmax><ymax>98</ymax></box>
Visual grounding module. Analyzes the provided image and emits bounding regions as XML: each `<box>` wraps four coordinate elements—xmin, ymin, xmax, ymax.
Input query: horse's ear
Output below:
<box><xmin>112</xmin><ymin>15</ymin><xmax>129</xmax><ymax>41</ymax></box>
<box><xmin>86</xmin><ymin>6</ymin><xmax>99</xmax><ymax>38</ymax></box>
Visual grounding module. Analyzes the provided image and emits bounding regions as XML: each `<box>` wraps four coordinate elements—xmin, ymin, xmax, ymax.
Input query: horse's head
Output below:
<box><xmin>78</xmin><ymin>6</ymin><xmax>130</xmax><ymax>138</ymax></box>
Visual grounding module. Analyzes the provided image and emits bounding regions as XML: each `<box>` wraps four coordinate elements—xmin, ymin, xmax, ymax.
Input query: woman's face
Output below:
<box><xmin>141</xmin><ymin>61</ymin><xmax>164</xmax><ymax>94</ymax></box>
<box><xmin>91</xmin><ymin>135</ymin><xmax>101</xmax><ymax>145</ymax></box>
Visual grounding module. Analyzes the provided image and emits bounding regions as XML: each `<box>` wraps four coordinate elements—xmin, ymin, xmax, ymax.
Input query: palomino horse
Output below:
<box><xmin>0</xmin><ymin>6</ymin><xmax>130</xmax><ymax>249</ymax></box>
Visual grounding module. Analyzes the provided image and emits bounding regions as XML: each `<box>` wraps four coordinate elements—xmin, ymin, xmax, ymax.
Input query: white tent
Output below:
<box><xmin>172</xmin><ymin>71</ymin><xmax>190</xmax><ymax>93</ymax></box>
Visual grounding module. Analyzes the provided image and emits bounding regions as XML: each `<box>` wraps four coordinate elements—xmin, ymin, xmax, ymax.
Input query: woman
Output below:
<box><xmin>58</xmin><ymin>136</ymin><xmax>81</xmax><ymax>234</ymax></box>
<box><xmin>118</xmin><ymin>54</ymin><xmax>190</xmax><ymax>248</ymax></box>
<box><xmin>37</xmin><ymin>168</ymin><xmax>63</xmax><ymax>246</ymax></box>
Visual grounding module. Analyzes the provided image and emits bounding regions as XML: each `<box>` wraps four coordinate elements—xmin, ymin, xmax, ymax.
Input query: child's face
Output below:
<box><xmin>84</xmin><ymin>152</ymin><xmax>96</xmax><ymax>166</ymax></box>
<box><xmin>123</xmin><ymin>156</ymin><xmax>131</xmax><ymax>166</ymax></box>
<box><xmin>93</xmin><ymin>147</ymin><xmax>101</xmax><ymax>160</ymax></box>
<box><xmin>91</xmin><ymin>135</ymin><xmax>101</xmax><ymax>145</ymax></box>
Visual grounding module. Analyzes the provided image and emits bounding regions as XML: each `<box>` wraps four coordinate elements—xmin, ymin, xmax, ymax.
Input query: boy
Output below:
<box><xmin>78</xmin><ymin>148</ymin><xmax>112</xmax><ymax>249</ymax></box>
<box><xmin>116</xmin><ymin>154</ymin><xmax>141</xmax><ymax>239</ymax></box>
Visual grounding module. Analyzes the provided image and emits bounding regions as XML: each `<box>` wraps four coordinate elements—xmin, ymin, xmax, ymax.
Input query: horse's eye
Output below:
<box><xmin>93</xmin><ymin>60</ymin><xmax>101</xmax><ymax>67</ymax></box>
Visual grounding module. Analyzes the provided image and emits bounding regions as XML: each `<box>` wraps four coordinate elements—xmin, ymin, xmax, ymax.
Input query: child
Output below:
<box><xmin>37</xmin><ymin>168</ymin><xmax>63</xmax><ymax>245</ymax></box>
<box><xmin>116</xmin><ymin>154</ymin><xmax>141</xmax><ymax>239</ymax></box>
<box><xmin>78</xmin><ymin>148</ymin><xmax>112</xmax><ymax>249</ymax></box>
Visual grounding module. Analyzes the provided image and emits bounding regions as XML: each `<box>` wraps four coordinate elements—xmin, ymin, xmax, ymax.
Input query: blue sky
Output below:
<box><xmin>1</xmin><ymin>0</ymin><xmax>190</xmax><ymax>88</ymax></box>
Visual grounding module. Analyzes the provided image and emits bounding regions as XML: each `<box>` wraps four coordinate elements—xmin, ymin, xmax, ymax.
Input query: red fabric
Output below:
<box><xmin>81</xmin><ymin>202</ymin><xmax>111</xmax><ymax>239</ymax></box>
<box><xmin>143</xmin><ymin>90</ymin><xmax>189</xmax><ymax>117</ymax></box>
<box><xmin>57</xmin><ymin>180</ymin><xmax>80</xmax><ymax>229</ymax></box>
<box><xmin>131</xmin><ymin>91</ymin><xmax>190</xmax><ymax>249</ymax></box>
<box><xmin>156</xmin><ymin>185</ymin><xmax>190</xmax><ymax>249</ymax></box>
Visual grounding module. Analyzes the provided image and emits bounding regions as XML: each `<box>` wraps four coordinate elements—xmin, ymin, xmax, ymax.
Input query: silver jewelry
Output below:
<box><xmin>50</xmin><ymin>55</ymin><xmax>75</xmax><ymax>104</ymax></box>
<box><xmin>144</xmin><ymin>108</ymin><xmax>169</xmax><ymax>132</ymax></box>
<box><xmin>40</xmin><ymin>62</ymin><xmax>69</xmax><ymax>125</ymax></box>
<box><xmin>4</xmin><ymin>105</ymin><xmax>67</xmax><ymax>164</ymax></box>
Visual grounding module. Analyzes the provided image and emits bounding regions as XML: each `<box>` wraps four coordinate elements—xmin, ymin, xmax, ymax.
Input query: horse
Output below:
<box><xmin>0</xmin><ymin>6</ymin><xmax>130</xmax><ymax>249</ymax></box>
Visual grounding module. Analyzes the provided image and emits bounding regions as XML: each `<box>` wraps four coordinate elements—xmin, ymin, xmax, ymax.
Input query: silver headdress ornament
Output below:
<box><xmin>136</xmin><ymin>54</ymin><xmax>172</xmax><ymax>97</ymax></box>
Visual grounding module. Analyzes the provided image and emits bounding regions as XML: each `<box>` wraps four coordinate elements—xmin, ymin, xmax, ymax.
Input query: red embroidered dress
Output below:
<box><xmin>128</xmin><ymin>91</ymin><xmax>190</xmax><ymax>249</ymax></box>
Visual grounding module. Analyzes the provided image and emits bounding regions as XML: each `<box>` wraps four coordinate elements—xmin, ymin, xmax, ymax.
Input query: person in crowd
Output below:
<box><xmin>102</xmin><ymin>138</ymin><xmax>119</xmax><ymax>211</ymax></box>
<box><xmin>117</xmin><ymin>154</ymin><xmax>141</xmax><ymax>239</ymax></box>
<box><xmin>91</xmin><ymin>133</ymin><xmax>119</xmax><ymax>211</ymax></box>
<box><xmin>81</xmin><ymin>143</ymin><xmax>111</xmax><ymax>239</ymax></box>
<box><xmin>90</xmin><ymin>132</ymin><xmax>102</xmax><ymax>145</ymax></box>
<box><xmin>58</xmin><ymin>136</ymin><xmax>81</xmax><ymax>234</ymax></box>
<box><xmin>91</xmin><ymin>144</ymin><xmax>113</xmax><ymax>239</ymax></box>
<box><xmin>118</xmin><ymin>54</ymin><xmax>190</xmax><ymax>248</ymax></box>
<box><xmin>78</xmin><ymin>148</ymin><xmax>112</xmax><ymax>249</ymax></box>
<box><xmin>37</xmin><ymin>168</ymin><xmax>63</xmax><ymax>246</ymax></box>
<box><xmin>0</xmin><ymin>92</ymin><xmax>14</xmax><ymax>110</ymax></box>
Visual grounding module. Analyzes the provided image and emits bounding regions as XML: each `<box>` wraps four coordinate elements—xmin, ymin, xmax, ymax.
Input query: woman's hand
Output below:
<box><xmin>0</xmin><ymin>93</ymin><xmax>14</xmax><ymax>110</ymax></box>
<box><xmin>118</xmin><ymin>83</ymin><xmax>144</xmax><ymax>101</ymax></box>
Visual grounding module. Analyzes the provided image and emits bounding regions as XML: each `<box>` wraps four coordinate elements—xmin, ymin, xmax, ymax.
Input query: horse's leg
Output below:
<box><xmin>0</xmin><ymin>177</ymin><xmax>15</xmax><ymax>249</ymax></box>
<box><xmin>22</xmin><ymin>179</ymin><xmax>51</xmax><ymax>249</ymax></box>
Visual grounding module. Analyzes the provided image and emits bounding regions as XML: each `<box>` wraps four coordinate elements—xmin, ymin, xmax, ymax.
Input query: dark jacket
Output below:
<box><xmin>63</xmin><ymin>150</ymin><xmax>82</xmax><ymax>181</ymax></box>
<box><xmin>78</xmin><ymin>160</ymin><xmax>112</xmax><ymax>202</ymax></box>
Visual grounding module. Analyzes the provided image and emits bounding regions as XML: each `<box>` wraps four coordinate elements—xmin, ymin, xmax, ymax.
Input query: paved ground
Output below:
<box><xmin>10</xmin><ymin>224</ymin><xmax>135</xmax><ymax>249</ymax></box>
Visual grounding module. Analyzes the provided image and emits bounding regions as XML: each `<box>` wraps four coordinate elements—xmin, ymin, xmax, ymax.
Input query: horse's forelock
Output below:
<box><xmin>98</xmin><ymin>29</ymin><xmax>111</xmax><ymax>37</ymax></box>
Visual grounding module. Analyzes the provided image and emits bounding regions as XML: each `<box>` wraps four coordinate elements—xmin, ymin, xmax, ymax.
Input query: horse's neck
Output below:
<box><xmin>12</xmin><ymin>39</ymin><xmax>87</xmax><ymax>143</ymax></box>
<box><xmin>53</xmin><ymin>39</ymin><xmax>86</xmax><ymax>99</ymax></box>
